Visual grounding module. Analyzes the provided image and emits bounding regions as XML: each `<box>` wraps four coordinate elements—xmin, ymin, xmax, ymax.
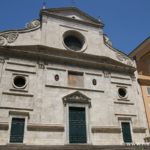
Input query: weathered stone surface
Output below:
<box><xmin>0</xmin><ymin>7</ymin><xmax>148</xmax><ymax>146</ymax></box>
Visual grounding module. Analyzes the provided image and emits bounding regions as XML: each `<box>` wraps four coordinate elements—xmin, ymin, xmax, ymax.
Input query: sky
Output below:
<box><xmin>0</xmin><ymin>0</ymin><xmax>150</xmax><ymax>54</ymax></box>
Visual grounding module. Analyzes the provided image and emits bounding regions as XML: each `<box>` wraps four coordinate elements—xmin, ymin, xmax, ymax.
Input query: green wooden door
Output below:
<box><xmin>69</xmin><ymin>107</ymin><xmax>87</xmax><ymax>143</ymax></box>
<box><xmin>121</xmin><ymin>122</ymin><xmax>132</xmax><ymax>143</ymax></box>
<box><xmin>10</xmin><ymin>118</ymin><xmax>25</xmax><ymax>143</ymax></box>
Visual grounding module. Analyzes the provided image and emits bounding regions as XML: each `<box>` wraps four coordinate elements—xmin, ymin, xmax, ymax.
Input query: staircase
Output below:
<box><xmin>0</xmin><ymin>145</ymin><xmax>150</xmax><ymax>150</ymax></box>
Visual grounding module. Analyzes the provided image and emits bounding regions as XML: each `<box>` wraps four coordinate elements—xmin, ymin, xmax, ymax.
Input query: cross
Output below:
<box><xmin>42</xmin><ymin>0</ymin><xmax>46</xmax><ymax>9</ymax></box>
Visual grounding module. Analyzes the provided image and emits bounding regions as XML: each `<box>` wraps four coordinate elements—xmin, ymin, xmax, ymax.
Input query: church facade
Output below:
<box><xmin>0</xmin><ymin>7</ymin><xmax>148</xmax><ymax>146</ymax></box>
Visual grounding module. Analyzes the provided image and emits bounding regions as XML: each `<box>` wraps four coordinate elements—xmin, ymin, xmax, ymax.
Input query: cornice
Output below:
<box><xmin>129</xmin><ymin>36</ymin><xmax>150</xmax><ymax>58</ymax></box>
<box><xmin>0</xmin><ymin>45</ymin><xmax>136</xmax><ymax>74</ymax></box>
<box><xmin>138</xmin><ymin>78</ymin><xmax>150</xmax><ymax>85</ymax></box>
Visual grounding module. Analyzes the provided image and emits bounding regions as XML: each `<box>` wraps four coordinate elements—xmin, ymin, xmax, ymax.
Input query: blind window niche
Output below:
<box><xmin>68</xmin><ymin>71</ymin><xmax>84</xmax><ymax>87</ymax></box>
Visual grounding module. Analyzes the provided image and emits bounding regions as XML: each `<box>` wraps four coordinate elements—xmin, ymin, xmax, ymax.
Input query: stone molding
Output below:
<box><xmin>9</xmin><ymin>110</ymin><xmax>30</xmax><ymax>118</ymax></box>
<box><xmin>103</xmin><ymin>34</ymin><xmax>112</xmax><ymax>47</ymax></box>
<box><xmin>0</xmin><ymin>122</ymin><xmax>9</xmax><ymax>130</ymax></box>
<box><xmin>0</xmin><ymin>106</ymin><xmax>33</xmax><ymax>111</ymax></box>
<box><xmin>41</xmin><ymin>10</ymin><xmax>103</xmax><ymax>28</ymax></box>
<box><xmin>5</xmin><ymin>68</ymin><xmax>36</xmax><ymax>74</ymax></box>
<box><xmin>7</xmin><ymin>61</ymin><xmax>36</xmax><ymax>68</ymax></box>
<box><xmin>111</xmin><ymin>75</ymin><xmax>131</xmax><ymax>80</ymax></box>
<box><xmin>117</xmin><ymin>98</ymin><xmax>130</xmax><ymax>102</ymax></box>
<box><xmin>47</xmin><ymin>66</ymin><xmax>67</xmax><ymax>72</ymax></box>
<box><xmin>114</xmin><ymin>101</ymin><xmax>134</xmax><ymax>105</ymax></box>
<box><xmin>63</xmin><ymin>91</ymin><xmax>91</xmax><ymax>107</ymax></box>
<box><xmin>111</xmin><ymin>81</ymin><xmax>132</xmax><ymax>86</ymax></box>
<box><xmin>45</xmin><ymin>84</ymin><xmax>104</xmax><ymax>93</ymax></box>
<box><xmin>0</xmin><ymin>45</ymin><xmax>136</xmax><ymax>74</ymax></box>
<box><xmin>115</xmin><ymin>114</ymin><xmax>137</xmax><ymax>117</ymax></box>
<box><xmin>117</xmin><ymin>117</ymin><xmax>132</xmax><ymax>121</ymax></box>
<box><xmin>60</xmin><ymin>24</ymin><xmax>88</xmax><ymax>32</ymax></box>
<box><xmin>0</xmin><ymin>20</ymin><xmax>40</xmax><ymax>46</ymax></box>
<box><xmin>2</xmin><ymin>91</ymin><xmax>34</xmax><ymax>97</ymax></box>
<box><xmin>41</xmin><ymin>7</ymin><xmax>102</xmax><ymax>24</ymax></box>
<box><xmin>133</xmin><ymin>127</ymin><xmax>146</xmax><ymax>133</ymax></box>
<box><xmin>27</xmin><ymin>124</ymin><xmax>64</xmax><ymax>132</ymax></box>
<box><xmin>91</xmin><ymin>126</ymin><xmax>121</xmax><ymax>133</ymax></box>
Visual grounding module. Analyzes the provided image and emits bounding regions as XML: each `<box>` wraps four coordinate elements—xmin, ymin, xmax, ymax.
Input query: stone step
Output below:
<box><xmin>0</xmin><ymin>145</ymin><xmax>150</xmax><ymax>150</ymax></box>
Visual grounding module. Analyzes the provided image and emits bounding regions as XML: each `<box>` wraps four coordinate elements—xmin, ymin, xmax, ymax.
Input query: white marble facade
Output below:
<box><xmin>0</xmin><ymin>7</ymin><xmax>148</xmax><ymax>145</ymax></box>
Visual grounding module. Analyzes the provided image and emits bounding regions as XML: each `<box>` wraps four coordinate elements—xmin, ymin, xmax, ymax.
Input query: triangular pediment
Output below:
<box><xmin>41</xmin><ymin>7</ymin><xmax>103</xmax><ymax>26</ymax></box>
<box><xmin>63</xmin><ymin>91</ymin><xmax>91</xmax><ymax>107</ymax></box>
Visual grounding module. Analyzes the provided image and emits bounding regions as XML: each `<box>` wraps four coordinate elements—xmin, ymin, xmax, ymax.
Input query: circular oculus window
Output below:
<box><xmin>63</xmin><ymin>31</ymin><xmax>87</xmax><ymax>52</ymax></box>
<box><xmin>118</xmin><ymin>87</ymin><xmax>127</xmax><ymax>98</ymax></box>
<box><xmin>13</xmin><ymin>76</ymin><xmax>27</xmax><ymax>89</ymax></box>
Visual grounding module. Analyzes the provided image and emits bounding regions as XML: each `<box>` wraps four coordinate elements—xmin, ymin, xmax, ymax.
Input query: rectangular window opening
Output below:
<box><xmin>10</xmin><ymin>118</ymin><xmax>25</xmax><ymax>143</ymax></box>
<box><xmin>147</xmin><ymin>87</ymin><xmax>150</xmax><ymax>95</ymax></box>
<box><xmin>121</xmin><ymin>122</ymin><xmax>132</xmax><ymax>143</ymax></box>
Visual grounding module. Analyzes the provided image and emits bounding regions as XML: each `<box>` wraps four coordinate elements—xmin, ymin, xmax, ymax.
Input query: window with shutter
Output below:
<box><xmin>147</xmin><ymin>87</ymin><xmax>150</xmax><ymax>95</ymax></box>
<box><xmin>10</xmin><ymin>118</ymin><xmax>25</xmax><ymax>143</ymax></box>
<box><xmin>121</xmin><ymin>122</ymin><xmax>132</xmax><ymax>143</ymax></box>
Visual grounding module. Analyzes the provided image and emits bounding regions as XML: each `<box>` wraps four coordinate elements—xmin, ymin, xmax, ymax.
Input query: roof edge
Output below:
<box><xmin>40</xmin><ymin>7</ymin><xmax>104</xmax><ymax>27</ymax></box>
<box><xmin>0</xmin><ymin>19</ymin><xmax>41</xmax><ymax>34</ymax></box>
<box><xmin>129</xmin><ymin>36</ymin><xmax>150</xmax><ymax>58</ymax></box>
<box><xmin>0</xmin><ymin>45</ymin><xmax>136</xmax><ymax>72</ymax></box>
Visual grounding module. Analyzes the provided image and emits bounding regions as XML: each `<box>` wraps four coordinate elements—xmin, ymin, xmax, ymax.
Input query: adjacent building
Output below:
<box><xmin>129</xmin><ymin>37</ymin><xmax>150</xmax><ymax>141</ymax></box>
<box><xmin>0</xmin><ymin>7</ymin><xmax>148</xmax><ymax>146</ymax></box>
